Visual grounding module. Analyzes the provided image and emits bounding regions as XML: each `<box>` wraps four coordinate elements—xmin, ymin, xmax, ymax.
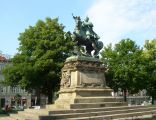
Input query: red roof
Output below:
<box><xmin>0</xmin><ymin>55</ymin><xmax>7</xmax><ymax>62</ymax></box>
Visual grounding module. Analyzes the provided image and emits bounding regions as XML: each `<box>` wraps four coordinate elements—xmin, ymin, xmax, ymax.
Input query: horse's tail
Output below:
<box><xmin>97</xmin><ymin>41</ymin><xmax>103</xmax><ymax>50</ymax></box>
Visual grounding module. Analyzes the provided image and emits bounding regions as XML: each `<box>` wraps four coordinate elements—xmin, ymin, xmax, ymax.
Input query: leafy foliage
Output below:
<box><xmin>143</xmin><ymin>39</ymin><xmax>156</xmax><ymax>103</ymax></box>
<box><xmin>101</xmin><ymin>39</ymin><xmax>146</xmax><ymax>97</ymax></box>
<box><xmin>2</xmin><ymin>18</ymin><xmax>73</xmax><ymax>103</ymax></box>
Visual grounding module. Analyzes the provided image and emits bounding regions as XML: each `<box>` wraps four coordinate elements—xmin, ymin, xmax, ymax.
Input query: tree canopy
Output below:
<box><xmin>143</xmin><ymin>39</ymin><xmax>156</xmax><ymax>103</ymax></box>
<box><xmin>2</xmin><ymin>17</ymin><xmax>73</xmax><ymax>103</ymax></box>
<box><xmin>101</xmin><ymin>39</ymin><xmax>146</xmax><ymax>101</ymax></box>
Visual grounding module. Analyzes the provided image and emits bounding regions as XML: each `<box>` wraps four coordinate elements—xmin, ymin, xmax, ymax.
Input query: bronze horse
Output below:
<box><xmin>66</xmin><ymin>16</ymin><xmax>103</xmax><ymax>57</ymax></box>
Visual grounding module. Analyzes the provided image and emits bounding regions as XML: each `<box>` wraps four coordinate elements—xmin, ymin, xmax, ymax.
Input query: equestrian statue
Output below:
<box><xmin>65</xmin><ymin>15</ymin><xmax>103</xmax><ymax>58</ymax></box>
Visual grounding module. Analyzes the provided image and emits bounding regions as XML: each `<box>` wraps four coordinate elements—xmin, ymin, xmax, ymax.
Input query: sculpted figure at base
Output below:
<box><xmin>65</xmin><ymin>15</ymin><xmax>103</xmax><ymax>58</ymax></box>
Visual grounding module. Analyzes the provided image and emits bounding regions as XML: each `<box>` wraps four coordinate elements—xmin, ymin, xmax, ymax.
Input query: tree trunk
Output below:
<box><xmin>152</xmin><ymin>95</ymin><xmax>155</xmax><ymax>105</ymax></box>
<box><xmin>47</xmin><ymin>87</ymin><xmax>54</xmax><ymax>104</ymax></box>
<box><xmin>35</xmin><ymin>88</ymin><xmax>41</xmax><ymax>106</ymax></box>
<box><xmin>123</xmin><ymin>89</ymin><xmax>127</xmax><ymax>102</ymax></box>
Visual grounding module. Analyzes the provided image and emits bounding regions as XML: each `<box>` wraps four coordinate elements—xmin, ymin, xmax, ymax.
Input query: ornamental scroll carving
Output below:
<box><xmin>63</xmin><ymin>60</ymin><xmax>104</xmax><ymax>72</ymax></box>
<box><xmin>60</xmin><ymin>70</ymin><xmax>71</xmax><ymax>88</ymax></box>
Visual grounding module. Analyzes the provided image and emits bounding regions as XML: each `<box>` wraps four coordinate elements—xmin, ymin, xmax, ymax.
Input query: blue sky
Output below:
<box><xmin>0</xmin><ymin>0</ymin><xmax>156</xmax><ymax>56</ymax></box>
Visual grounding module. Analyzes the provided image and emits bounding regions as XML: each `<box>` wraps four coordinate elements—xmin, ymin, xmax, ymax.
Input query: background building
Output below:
<box><xmin>0</xmin><ymin>54</ymin><xmax>31</xmax><ymax>108</ymax></box>
<box><xmin>112</xmin><ymin>88</ymin><xmax>150</xmax><ymax>106</ymax></box>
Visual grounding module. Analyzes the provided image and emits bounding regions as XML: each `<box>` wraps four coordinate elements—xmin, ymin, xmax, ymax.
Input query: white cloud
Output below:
<box><xmin>85</xmin><ymin>0</ymin><xmax>156</xmax><ymax>46</ymax></box>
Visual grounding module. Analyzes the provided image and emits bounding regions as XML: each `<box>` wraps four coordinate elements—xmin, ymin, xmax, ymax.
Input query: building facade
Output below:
<box><xmin>0</xmin><ymin>55</ymin><xmax>31</xmax><ymax>108</ymax></box>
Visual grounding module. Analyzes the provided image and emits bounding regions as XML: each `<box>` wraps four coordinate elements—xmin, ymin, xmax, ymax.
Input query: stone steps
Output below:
<box><xmin>24</xmin><ymin>109</ymin><xmax>49</xmax><ymax>114</ymax></box>
<box><xmin>17</xmin><ymin>111</ymin><xmax>41</xmax><ymax>119</ymax></box>
<box><xmin>51</xmin><ymin>96</ymin><xmax>127</xmax><ymax>109</ymax></box>
<box><xmin>49</xmin><ymin>106</ymin><xmax>145</xmax><ymax>114</ymax></box>
<box><xmin>9</xmin><ymin>113</ymin><xmax>25</xmax><ymax>120</ymax></box>
<box><xmin>0</xmin><ymin>116</ymin><xmax>13</xmax><ymax>120</ymax></box>
<box><xmin>104</xmin><ymin>110</ymin><xmax>156</xmax><ymax>120</ymax></box>
<box><xmin>2</xmin><ymin>105</ymin><xmax>156</xmax><ymax>120</ymax></box>
<box><xmin>25</xmin><ymin>105</ymin><xmax>148</xmax><ymax>114</ymax></box>
<box><xmin>38</xmin><ymin>106</ymin><xmax>156</xmax><ymax>120</ymax></box>
<box><xmin>73</xmin><ymin>96</ymin><xmax>123</xmax><ymax>103</ymax></box>
<box><xmin>70</xmin><ymin>102</ymin><xmax>127</xmax><ymax>109</ymax></box>
<box><xmin>62</xmin><ymin>111</ymin><xmax>156</xmax><ymax>120</ymax></box>
<box><xmin>113</xmin><ymin>115</ymin><xmax>155</xmax><ymax>120</ymax></box>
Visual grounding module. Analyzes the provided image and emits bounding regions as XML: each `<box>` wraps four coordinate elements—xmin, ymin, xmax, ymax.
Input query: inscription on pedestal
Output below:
<box><xmin>80</xmin><ymin>71</ymin><xmax>105</xmax><ymax>84</ymax></box>
<box><xmin>79</xmin><ymin>71</ymin><xmax>105</xmax><ymax>87</ymax></box>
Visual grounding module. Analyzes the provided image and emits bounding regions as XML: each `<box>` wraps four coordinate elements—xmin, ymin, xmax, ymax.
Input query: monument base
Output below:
<box><xmin>47</xmin><ymin>56</ymin><xmax>126</xmax><ymax>109</ymax></box>
<box><xmin>51</xmin><ymin>88</ymin><xmax>126</xmax><ymax>109</ymax></box>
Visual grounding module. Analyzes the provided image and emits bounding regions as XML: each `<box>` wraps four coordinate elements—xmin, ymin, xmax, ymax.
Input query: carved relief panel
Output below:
<box><xmin>60</xmin><ymin>70</ymin><xmax>71</xmax><ymax>88</ymax></box>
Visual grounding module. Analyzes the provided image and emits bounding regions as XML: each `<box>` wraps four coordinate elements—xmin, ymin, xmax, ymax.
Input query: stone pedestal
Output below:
<box><xmin>61</xmin><ymin>56</ymin><xmax>106</xmax><ymax>88</ymax></box>
<box><xmin>47</xmin><ymin>56</ymin><xmax>126</xmax><ymax>109</ymax></box>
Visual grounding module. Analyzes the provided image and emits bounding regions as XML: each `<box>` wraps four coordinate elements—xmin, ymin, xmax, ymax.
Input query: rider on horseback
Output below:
<box><xmin>82</xmin><ymin>17</ymin><xmax>99</xmax><ymax>40</ymax></box>
<box><xmin>69</xmin><ymin>15</ymin><xmax>103</xmax><ymax>57</ymax></box>
<box><xmin>82</xmin><ymin>16</ymin><xmax>100</xmax><ymax>50</ymax></box>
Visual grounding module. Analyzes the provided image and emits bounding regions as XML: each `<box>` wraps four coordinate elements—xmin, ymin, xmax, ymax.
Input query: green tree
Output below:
<box><xmin>101</xmin><ymin>39</ymin><xmax>146</xmax><ymax>101</ymax></box>
<box><xmin>143</xmin><ymin>39</ymin><xmax>156</xmax><ymax>104</ymax></box>
<box><xmin>2</xmin><ymin>18</ymin><xmax>73</xmax><ymax>103</ymax></box>
<box><xmin>14</xmin><ymin>94</ymin><xmax>22</xmax><ymax>108</ymax></box>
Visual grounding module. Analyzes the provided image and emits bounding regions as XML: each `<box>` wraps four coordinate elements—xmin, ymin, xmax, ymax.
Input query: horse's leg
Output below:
<box><xmin>93</xmin><ymin>50</ymin><xmax>99</xmax><ymax>58</ymax></box>
<box><xmin>92</xmin><ymin>42</ymin><xmax>98</xmax><ymax>51</ymax></box>
<box><xmin>73</xmin><ymin>45</ymin><xmax>82</xmax><ymax>56</ymax></box>
<box><xmin>86</xmin><ymin>46</ymin><xmax>92</xmax><ymax>56</ymax></box>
